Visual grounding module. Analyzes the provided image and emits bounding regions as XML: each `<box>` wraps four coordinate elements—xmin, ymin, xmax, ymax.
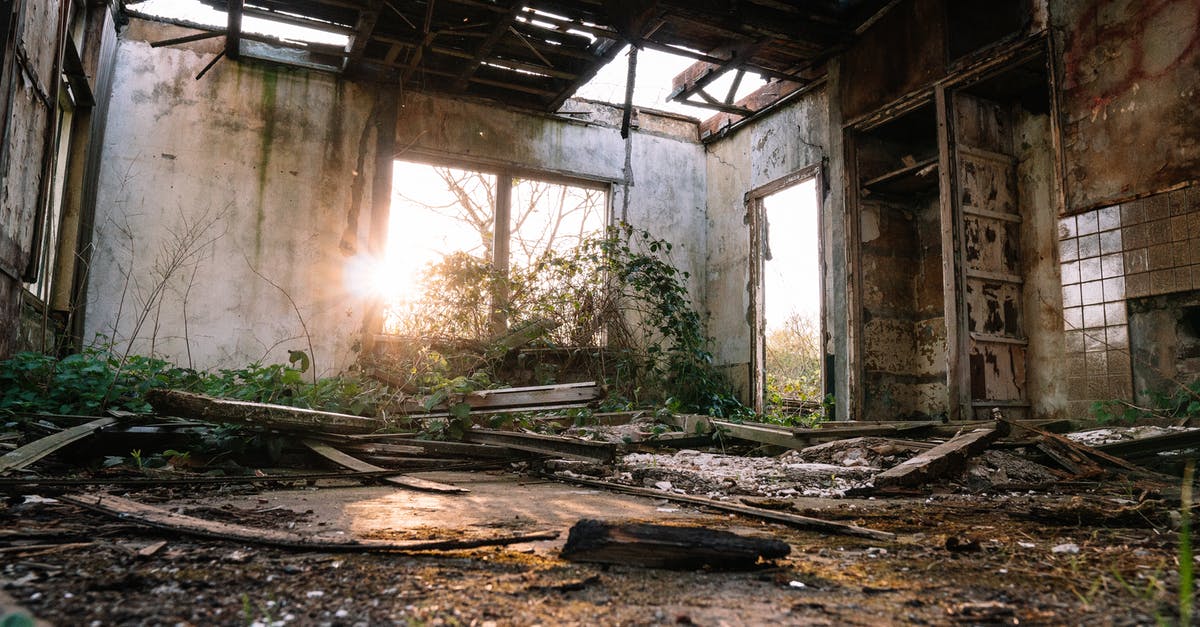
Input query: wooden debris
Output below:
<box><xmin>872</xmin><ymin>424</ymin><xmax>1005</xmax><ymax>489</ymax></box>
<box><xmin>146</xmin><ymin>389</ymin><xmax>384</xmax><ymax>435</ymax></box>
<box><xmin>997</xmin><ymin>416</ymin><xmax>1145</xmax><ymax>472</ymax></box>
<box><xmin>137</xmin><ymin>540</ymin><xmax>168</xmax><ymax>557</ymax></box>
<box><xmin>464</xmin><ymin>428</ymin><xmax>616</xmax><ymax>463</ymax></box>
<box><xmin>409</xmin><ymin>381</ymin><xmax>600</xmax><ymax>413</ymax></box>
<box><xmin>0</xmin><ymin>416</ymin><xmax>118</xmax><ymax>473</ymax></box>
<box><xmin>1036</xmin><ymin>438</ymin><xmax>1103</xmax><ymax>477</ymax></box>
<box><xmin>58</xmin><ymin>493</ymin><xmax>557</xmax><ymax>552</ymax></box>
<box><xmin>301</xmin><ymin>440</ymin><xmax>469</xmax><ymax>493</ymax></box>
<box><xmin>1096</xmin><ymin>428</ymin><xmax>1200</xmax><ymax>461</ymax></box>
<box><xmin>545</xmin><ymin>473</ymin><xmax>895</xmax><ymax>541</ymax></box>
<box><xmin>560</xmin><ymin>519</ymin><xmax>790</xmax><ymax>570</ymax></box>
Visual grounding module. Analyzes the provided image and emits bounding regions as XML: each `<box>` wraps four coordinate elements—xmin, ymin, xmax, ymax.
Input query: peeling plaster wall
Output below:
<box><xmin>703</xmin><ymin>87</ymin><xmax>832</xmax><ymax>405</ymax></box>
<box><xmin>86</xmin><ymin>20</ymin><xmax>390</xmax><ymax>374</ymax></box>
<box><xmin>85</xmin><ymin>19</ymin><xmax>706</xmax><ymax>374</ymax></box>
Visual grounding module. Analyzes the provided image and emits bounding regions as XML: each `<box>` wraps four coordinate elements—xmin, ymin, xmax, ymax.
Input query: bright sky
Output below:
<box><xmin>762</xmin><ymin>179</ymin><xmax>821</xmax><ymax>331</ymax></box>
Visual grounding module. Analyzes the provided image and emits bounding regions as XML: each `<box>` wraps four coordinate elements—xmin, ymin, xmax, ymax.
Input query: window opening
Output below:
<box><xmin>756</xmin><ymin>177</ymin><xmax>823</xmax><ymax>416</ymax></box>
<box><xmin>379</xmin><ymin>160</ymin><xmax>607</xmax><ymax>342</ymax></box>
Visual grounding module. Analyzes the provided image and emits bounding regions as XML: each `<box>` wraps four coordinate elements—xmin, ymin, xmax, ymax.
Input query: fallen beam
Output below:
<box><xmin>410</xmin><ymin>381</ymin><xmax>601</xmax><ymax>413</ymax></box>
<box><xmin>560</xmin><ymin>519</ymin><xmax>790</xmax><ymax>570</ymax></box>
<box><xmin>1096</xmin><ymin>428</ymin><xmax>1200</xmax><ymax>461</ymax></box>
<box><xmin>0</xmin><ymin>417</ymin><xmax>118</xmax><ymax>473</ymax></box>
<box><xmin>464</xmin><ymin>429</ymin><xmax>615</xmax><ymax>463</ymax></box>
<box><xmin>59</xmin><ymin>493</ymin><xmax>557</xmax><ymax>552</ymax></box>
<box><xmin>545</xmin><ymin>473</ymin><xmax>895</xmax><ymax>542</ymax></box>
<box><xmin>146</xmin><ymin>389</ymin><xmax>384</xmax><ymax>435</ymax></box>
<box><xmin>997</xmin><ymin>416</ymin><xmax>1145</xmax><ymax>472</ymax></box>
<box><xmin>302</xmin><ymin>439</ymin><xmax>468</xmax><ymax>493</ymax></box>
<box><xmin>872</xmin><ymin>425</ymin><xmax>1003</xmax><ymax>489</ymax></box>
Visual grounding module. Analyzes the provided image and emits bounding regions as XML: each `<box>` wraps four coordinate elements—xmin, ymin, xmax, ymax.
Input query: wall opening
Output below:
<box><xmin>750</xmin><ymin>173</ymin><xmax>823</xmax><ymax>416</ymax></box>
<box><xmin>378</xmin><ymin>160</ymin><xmax>608</xmax><ymax>343</ymax></box>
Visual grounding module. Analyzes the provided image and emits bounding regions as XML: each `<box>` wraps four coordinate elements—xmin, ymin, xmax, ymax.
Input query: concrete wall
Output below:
<box><xmin>703</xmin><ymin>86</ymin><xmax>833</xmax><ymax>405</ymax></box>
<box><xmin>84</xmin><ymin>18</ymin><xmax>706</xmax><ymax>375</ymax></box>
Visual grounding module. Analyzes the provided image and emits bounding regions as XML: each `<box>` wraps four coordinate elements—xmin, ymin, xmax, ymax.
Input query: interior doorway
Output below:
<box><xmin>750</xmin><ymin>171</ymin><xmax>824</xmax><ymax>417</ymax></box>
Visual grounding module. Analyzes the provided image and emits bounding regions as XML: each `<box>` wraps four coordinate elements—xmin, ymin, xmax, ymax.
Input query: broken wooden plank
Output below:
<box><xmin>408</xmin><ymin>381</ymin><xmax>601</xmax><ymax>413</ymax></box>
<box><xmin>58</xmin><ymin>493</ymin><xmax>557</xmax><ymax>552</ymax></box>
<box><xmin>997</xmin><ymin>416</ymin><xmax>1145</xmax><ymax>472</ymax></box>
<box><xmin>301</xmin><ymin>439</ymin><xmax>469</xmax><ymax>493</ymax></box>
<box><xmin>560</xmin><ymin>519</ymin><xmax>790</xmax><ymax>570</ymax></box>
<box><xmin>146</xmin><ymin>389</ymin><xmax>384</xmax><ymax>435</ymax></box>
<box><xmin>1095</xmin><ymin>428</ymin><xmax>1200</xmax><ymax>461</ymax></box>
<box><xmin>0</xmin><ymin>416</ymin><xmax>118</xmax><ymax>473</ymax></box>
<box><xmin>545</xmin><ymin>473</ymin><xmax>895</xmax><ymax>542</ymax></box>
<box><xmin>872</xmin><ymin>425</ymin><xmax>1003</xmax><ymax>489</ymax></box>
<box><xmin>1036</xmin><ymin>438</ymin><xmax>1104</xmax><ymax>477</ymax></box>
<box><xmin>463</xmin><ymin>428</ymin><xmax>615</xmax><ymax>463</ymax></box>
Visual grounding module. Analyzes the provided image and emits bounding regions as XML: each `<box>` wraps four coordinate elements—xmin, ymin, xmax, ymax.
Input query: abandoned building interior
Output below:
<box><xmin>2</xmin><ymin>0</ymin><xmax>1200</xmax><ymax>624</ymax></box>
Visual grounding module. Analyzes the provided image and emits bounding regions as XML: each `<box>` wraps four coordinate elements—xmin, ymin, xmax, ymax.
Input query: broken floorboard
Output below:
<box><xmin>57</xmin><ymin>493</ymin><xmax>557</xmax><ymax>553</ymax></box>
<box><xmin>301</xmin><ymin>440</ymin><xmax>469</xmax><ymax>493</ymax></box>
<box><xmin>146</xmin><ymin>389</ymin><xmax>384</xmax><ymax>435</ymax></box>
<box><xmin>0</xmin><ymin>417</ymin><xmax>118</xmax><ymax>473</ymax></box>
<box><xmin>463</xmin><ymin>428</ymin><xmax>616</xmax><ymax>463</ymax></box>
<box><xmin>545</xmin><ymin>473</ymin><xmax>895</xmax><ymax>542</ymax></box>
<box><xmin>1095</xmin><ymin>428</ymin><xmax>1200</xmax><ymax>462</ymax></box>
<box><xmin>871</xmin><ymin>424</ymin><xmax>1005</xmax><ymax>489</ymax></box>
<box><xmin>560</xmin><ymin>519</ymin><xmax>790</xmax><ymax>570</ymax></box>
<box><xmin>407</xmin><ymin>382</ymin><xmax>601</xmax><ymax>414</ymax></box>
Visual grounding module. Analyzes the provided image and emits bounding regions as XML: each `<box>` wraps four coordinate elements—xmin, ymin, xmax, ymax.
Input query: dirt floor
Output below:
<box><xmin>0</xmin><ymin>466</ymin><xmax>1191</xmax><ymax>626</ymax></box>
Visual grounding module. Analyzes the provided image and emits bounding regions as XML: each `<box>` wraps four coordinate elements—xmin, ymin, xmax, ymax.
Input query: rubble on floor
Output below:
<box><xmin>3</xmin><ymin>389</ymin><xmax>1200</xmax><ymax>624</ymax></box>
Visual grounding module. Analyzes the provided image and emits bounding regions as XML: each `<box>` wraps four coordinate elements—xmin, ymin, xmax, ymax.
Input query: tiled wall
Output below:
<box><xmin>1057</xmin><ymin>184</ymin><xmax>1200</xmax><ymax>416</ymax></box>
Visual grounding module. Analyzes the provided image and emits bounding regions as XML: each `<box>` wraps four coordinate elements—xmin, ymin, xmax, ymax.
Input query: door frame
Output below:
<box><xmin>745</xmin><ymin>164</ymin><xmax>825</xmax><ymax>414</ymax></box>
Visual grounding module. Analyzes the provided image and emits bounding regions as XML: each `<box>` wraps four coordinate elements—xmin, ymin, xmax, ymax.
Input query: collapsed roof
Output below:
<box><xmin>129</xmin><ymin>0</ymin><xmax>894</xmax><ymax>115</ymax></box>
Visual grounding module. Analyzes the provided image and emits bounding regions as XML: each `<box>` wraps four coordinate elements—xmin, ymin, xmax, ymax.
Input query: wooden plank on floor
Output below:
<box><xmin>147</xmin><ymin>389</ymin><xmax>384</xmax><ymax>435</ymax></box>
<box><xmin>546</xmin><ymin>473</ymin><xmax>895</xmax><ymax>542</ymax></box>
<box><xmin>301</xmin><ymin>439</ymin><xmax>469</xmax><ymax>493</ymax></box>
<box><xmin>463</xmin><ymin>429</ymin><xmax>615</xmax><ymax>463</ymax></box>
<box><xmin>0</xmin><ymin>417</ymin><xmax>118</xmax><ymax>473</ymax></box>
<box><xmin>872</xmin><ymin>426</ymin><xmax>1002</xmax><ymax>489</ymax></box>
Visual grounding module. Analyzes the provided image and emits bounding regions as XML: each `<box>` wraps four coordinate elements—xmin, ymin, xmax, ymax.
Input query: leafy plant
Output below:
<box><xmin>1091</xmin><ymin>379</ymin><xmax>1200</xmax><ymax>424</ymax></box>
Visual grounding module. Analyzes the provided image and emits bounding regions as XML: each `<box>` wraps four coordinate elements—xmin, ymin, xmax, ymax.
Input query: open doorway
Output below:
<box><xmin>750</xmin><ymin>171</ymin><xmax>824</xmax><ymax>418</ymax></box>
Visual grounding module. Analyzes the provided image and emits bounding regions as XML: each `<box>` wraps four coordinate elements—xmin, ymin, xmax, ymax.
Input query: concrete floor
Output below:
<box><xmin>203</xmin><ymin>470</ymin><xmax>713</xmax><ymax>552</ymax></box>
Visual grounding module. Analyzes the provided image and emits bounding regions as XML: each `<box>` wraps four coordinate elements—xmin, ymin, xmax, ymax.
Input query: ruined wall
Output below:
<box><xmin>1052</xmin><ymin>0</ymin><xmax>1200</xmax><ymax>212</ymax></box>
<box><xmin>0</xmin><ymin>0</ymin><xmax>64</xmax><ymax>358</ymax></box>
<box><xmin>703</xmin><ymin>87</ymin><xmax>830</xmax><ymax>403</ymax></box>
<box><xmin>85</xmin><ymin>18</ymin><xmax>706</xmax><ymax>375</ymax></box>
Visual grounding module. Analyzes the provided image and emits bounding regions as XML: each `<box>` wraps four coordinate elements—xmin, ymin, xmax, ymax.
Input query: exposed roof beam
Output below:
<box><xmin>344</xmin><ymin>0</ymin><xmax>382</xmax><ymax>72</ymax></box>
<box><xmin>637</xmin><ymin>38</ymin><xmax>803</xmax><ymax>84</ymax></box>
<box><xmin>226</xmin><ymin>0</ymin><xmax>244</xmax><ymax>60</ymax></box>
<box><xmin>667</xmin><ymin>39</ymin><xmax>765</xmax><ymax>101</ymax></box>
<box><xmin>454</xmin><ymin>1</ymin><xmax>524</xmax><ymax>91</ymax></box>
<box><xmin>684</xmin><ymin>86</ymin><xmax>753</xmax><ymax>115</ymax></box>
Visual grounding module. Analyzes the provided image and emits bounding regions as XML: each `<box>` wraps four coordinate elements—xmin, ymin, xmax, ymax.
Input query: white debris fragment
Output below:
<box><xmin>1051</xmin><ymin>543</ymin><xmax>1080</xmax><ymax>554</ymax></box>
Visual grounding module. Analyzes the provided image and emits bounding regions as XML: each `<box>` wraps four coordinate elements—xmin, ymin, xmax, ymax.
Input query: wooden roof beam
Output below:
<box><xmin>344</xmin><ymin>0</ymin><xmax>383</xmax><ymax>72</ymax></box>
<box><xmin>453</xmin><ymin>1</ymin><xmax>524</xmax><ymax>91</ymax></box>
<box><xmin>667</xmin><ymin>39</ymin><xmax>764</xmax><ymax>101</ymax></box>
<box><xmin>226</xmin><ymin>0</ymin><xmax>244</xmax><ymax>60</ymax></box>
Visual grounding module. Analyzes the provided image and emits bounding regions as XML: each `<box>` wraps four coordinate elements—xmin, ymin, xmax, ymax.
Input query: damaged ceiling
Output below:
<box><xmin>138</xmin><ymin>0</ymin><xmax>895</xmax><ymax>114</ymax></box>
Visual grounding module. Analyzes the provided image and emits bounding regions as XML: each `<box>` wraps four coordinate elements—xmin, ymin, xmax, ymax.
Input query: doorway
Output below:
<box><xmin>750</xmin><ymin>170</ymin><xmax>824</xmax><ymax>417</ymax></box>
